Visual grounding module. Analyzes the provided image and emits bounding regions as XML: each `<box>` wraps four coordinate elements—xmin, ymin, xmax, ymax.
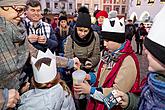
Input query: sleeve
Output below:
<box><xmin>11</xmin><ymin>22</ymin><xmax>26</xmax><ymax>43</ymax></box>
<box><xmin>0</xmin><ymin>89</ymin><xmax>5</xmax><ymax>109</ymax></box>
<box><xmin>45</xmin><ymin>26</ymin><xmax>58</xmax><ymax>52</ymax></box>
<box><xmin>103</xmin><ymin>56</ymin><xmax>137</xmax><ymax>96</ymax></box>
<box><xmin>0</xmin><ymin>88</ymin><xmax>8</xmax><ymax>110</ymax></box>
<box><xmin>64</xmin><ymin>36</ymin><xmax>74</xmax><ymax>59</ymax></box>
<box><xmin>124</xmin><ymin>93</ymin><xmax>139</xmax><ymax>110</ymax></box>
<box><xmin>87</xmin><ymin>32</ymin><xmax>100</xmax><ymax>68</ymax></box>
<box><xmin>90</xmin><ymin>87</ymin><xmax>105</xmax><ymax>102</ymax></box>
<box><xmin>56</xmin><ymin>56</ymin><xmax>74</xmax><ymax>69</ymax></box>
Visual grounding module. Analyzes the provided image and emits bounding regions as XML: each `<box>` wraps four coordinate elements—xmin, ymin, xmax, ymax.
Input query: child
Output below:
<box><xmin>18</xmin><ymin>49</ymin><xmax>76</xmax><ymax>110</ymax></box>
<box><xmin>74</xmin><ymin>15</ymin><xmax>140</xmax><ymax>110</ymax></box>
<box><xmin>114</xmin><ymin>6</ymin><xmax>165</xmax><ymax>110</ymax></box>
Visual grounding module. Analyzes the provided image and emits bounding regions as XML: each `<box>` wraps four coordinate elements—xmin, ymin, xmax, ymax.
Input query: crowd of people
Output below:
<box><xmin>0</xmin><ymin>0</ymin><xmax>165</xmax><ymax>110</ymax></box>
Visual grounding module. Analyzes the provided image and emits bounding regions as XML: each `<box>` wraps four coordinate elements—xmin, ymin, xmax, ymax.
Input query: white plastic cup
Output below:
<box><xmin>72</xmin><ymin>70</ymin><xmax>86</xmax><ymax>99</ymax></box>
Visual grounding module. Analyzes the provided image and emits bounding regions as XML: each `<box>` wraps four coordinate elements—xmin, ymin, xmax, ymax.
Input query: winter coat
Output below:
<box><xmin>55</xmin><ymin>26</ymin><xmax>73</xmax><ymax>55</ymax></box>
<box><xmin>87</xmin><ymin>40</ymin><xmax>140</xmax><ymax>110</ymax></box>
<box><xmin>18</xmin><ymin>83</ymin><xmax>76</xmax><ymax>110</ymax></box>
<box><xmin>126</xmin><ymin>72</ymin><xmax>165</xmax><ymax>110</ymax></box>
<box><xmin>0</xmin><ymin>16</ymin><xmax>29</xmax><ymax>109</ymax></box>
<box><xmin>64</xmin><ymin>30</ymin><xmax>100</xmax><ymax>69</ymax></box>
<box><xmin>135</xmin><ymin>26</ymin><xmax>148</xmax><ymax>42</ymax></box>
<box><xmin>125</xmin><ymin>24</ymin><xmax>136</xmax><ymax>41</ymax></box>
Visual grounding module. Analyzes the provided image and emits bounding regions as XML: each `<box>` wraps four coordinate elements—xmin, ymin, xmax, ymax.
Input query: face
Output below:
<box><xmin>76</xmin><ymin>27</ymin><xmax>90</xmax><ymax>39</ymax></box>
<box><xmin>104</xmin><ymin>40</ymin><xmax>121</xmax><ymax>52</ymax></box>
<box><xmin>97</xmin><ymin>16</ymin><xmax>105</xmax><ymax>25</ymax></box>
<box><xmin>60</xmin><ymin>20</ymin><xmax>67</xmax><ymax>28</ymax></box>
<box><xmin>145</xmin><ymin>49</ymin><xmax>165</xmax><ymax>72</ymax></box>
<box><xmin>0</xmin><ymin>5</ymin><xmax>25</xmax><ymax>25</ymax></box>
<box><xmin>26</xmin><ymin>6</ymin><xmax>41</xmax><ymax>22</ymax></box>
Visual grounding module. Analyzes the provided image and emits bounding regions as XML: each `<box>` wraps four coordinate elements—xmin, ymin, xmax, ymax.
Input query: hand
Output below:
<box><xmin>38</xmin><ymin>36</ymin><xmax>47</xmax><ymax>44</ymax></box>
<box><xmin>27</xmin><ymin>34</ymin><xmax>38</xmax><ymax>43</ymax></box>
<box><xmin>84</xmin><ymin>61</ymin><xmax>93</xmax><ymax>69</ymax></box>
<box><xmin>74</xmin><ymin>81</ymin><xmax>91</xmax><ymax>94</ymax></box>
<box><xmin>113</xmin><ymin>90</ymin><xmax>129</xmax><ymax>108</ymax></box>
<box><xmin>73</xmin><ymin>57</ymin><xmax>81</xmax><ymax>70</ymax></box>
<box><xmin>7</xmin><ymin>89</ymin><xmax>20</xmax><ymax>108</ymax></box>
<box><xmin>20</xmin><ymin>82</ymin><xmax>30</xmax><ymax>94</ymax></box>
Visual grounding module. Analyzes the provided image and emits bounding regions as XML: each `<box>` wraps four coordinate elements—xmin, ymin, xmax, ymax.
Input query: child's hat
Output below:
<box><xmin>101</xmin><ymin>17</ymin><xmax>125</xmax><ymax>43</ymax></box>
<box><xmin>31</xmin><ymin>49</ymin><xmax>57</xmax><ymax>83</ymax></box>
<box><xmin>108</xmin><ymin>10</ymin><xmax>117</xmax><ymax>19</ymax></box>
<box><xmin>144</xmin><ymin>6</ymin><xmax>165</xmax><ymax>64</ymax></box>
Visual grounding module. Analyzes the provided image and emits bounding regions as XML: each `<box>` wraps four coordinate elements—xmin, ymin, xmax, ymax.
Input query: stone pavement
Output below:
<box><xmin>131</xmin><ymin>38</ymin><xmax>148</xmax><ymax>81</ymax></box>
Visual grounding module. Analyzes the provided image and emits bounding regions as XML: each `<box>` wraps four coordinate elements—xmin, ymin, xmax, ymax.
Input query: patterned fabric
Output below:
<box><xmin>23</xmin><ymin>18</ymin><xmax>58</xmax><ymax>53</ymax></box>
<box><xmin>0</xmin><ymin>17</ymin><xmax>29</xmax><ymax>89</ymax></box>
<box><xmin>87</xmin><ymin>40</ymin><xmax>140</xmax><ymax>110</ymax></box>
<box><xmin>24</xmin><ymin>18</ymin><xmax>51</xmax><ymax>37</ymax></box>
<box><xmin>139</xmin><ymin>73</ymin><xmax>165</xmax><ymax>110</ymax></box>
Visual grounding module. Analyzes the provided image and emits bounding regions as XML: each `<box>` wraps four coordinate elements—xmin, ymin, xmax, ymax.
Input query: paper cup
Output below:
<box><xmin>72</xmin><ymin>70</ymin><xmax>86</xmax><ymax>84</ymax></box>
<box><xmin>72</xmin><ymin>70</ymin><xmax>86</xmax><ymax>99</ymax></box>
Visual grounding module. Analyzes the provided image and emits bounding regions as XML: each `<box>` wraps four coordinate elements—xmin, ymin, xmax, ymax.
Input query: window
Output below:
<box><xmin>121</xmin><ymin>6</ymin><xmax>125</xmax><ymax>14</ymax></box>
<box><xmin>148</xmin><ymin>0</ymin><xmax>154</xmax><ymax>4</ymax></box>
<box><xmin>114</xmin><ymin>0</ymin><xmax>120</xmax><ymax>4</ymax></box>
<box><xmin>54</xmin><ymin>3</ymin><xmax>58</xmax><ymax>9</ymax></box>
<box><xmin>106</xmin><ymin>0</ymin><xmax>109</xmax><ymax>2</ymax></box>
<box><xmin>136</xmin><ymin>0</ymin><xmax>141</xmax><ymax>5</ymax></box>
<box><xmin>46</xmin><ymin>2</ymin><xmax>50</xmax><ymax>8</ymax></box>
<box><xmin>106</xmin><ymin>7</ymin><xmax>110</xmax><ymax>13</ymax></box>
<box><xmin>122</xmin><ymin>0</ymin><xmax>126</xmax><ymax>4</ymax></box>
<box><xmin>160</xmin><ymin>0</ymin><xmax>165</xmax><ymax>2</ymax></box>
<box><xmin>69</xmin><ymin>3</ymin><xmax>72</xmax><ymax>9</ymax></box>
<box><xmin>84</xmin><ymin>4</ymin><xmax>89</xmax><ymax>9</ymax></box>
<box><xmin>94</xmin><ymin>4</ymin><xmax>98</xmax><ymax>10</ymax></box>
<box><xmin>77</xmin><ymin>3</ymin><xmax>82</xmax><ymax>10</ymax></box>
<box><xmin>114</xmin><ymin>5</ymin><xmax>120</xmax><ymax>14</ymax></box>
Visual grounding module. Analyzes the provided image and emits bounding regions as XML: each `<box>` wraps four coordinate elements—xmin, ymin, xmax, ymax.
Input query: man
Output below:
<box><xmin>23</xmin><ymin>0</ymin><xmax>58</xmax><ymax>56</ymax></box>
<box><xmin>125</xmin><ymin>19</ymin><xmax>136</xmax><ymax>41</ymax></box>
<box><xmin>0</xmin><ymin>0</ymin><xmax>29</xmax><ymax>109</ymax></box>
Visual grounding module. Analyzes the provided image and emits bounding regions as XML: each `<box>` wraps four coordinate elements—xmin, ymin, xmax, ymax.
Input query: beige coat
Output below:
<box><xmin>98</xmin><ymin>56</ymin><xmax>137</xmax><ymax>96</ymax></box>
<box><xmin>64</xmin><ymin>32</ymin><xmax>100</xmax><ymax>68</ymax></box>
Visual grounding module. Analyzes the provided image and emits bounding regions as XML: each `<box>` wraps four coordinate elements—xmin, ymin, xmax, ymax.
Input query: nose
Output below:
<box><xmin>104</xmin><ymin>40</ymin><xmax>107</xmax><ymax>46</ymax></box>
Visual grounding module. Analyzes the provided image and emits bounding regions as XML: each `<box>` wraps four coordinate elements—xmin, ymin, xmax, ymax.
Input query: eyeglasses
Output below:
<box><xmin>11</xmin><ymin>6</ymin><xmax>25</xmax><ymax>16</ymax></box>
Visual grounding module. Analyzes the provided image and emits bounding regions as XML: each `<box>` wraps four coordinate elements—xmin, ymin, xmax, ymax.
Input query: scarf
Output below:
<box><xmin>87</xmin><ymin>40</ymin><xmax>140</xmax><ymax>110</ymax></box>
<box><xmin>139</xmin><ymin>73</ymin><xmax>165</xmax><ymax>110</ymax></box>
<box><xmin>71</xmin><ymin>28</ymin><xmax>95</xmax><ymax>47</ymax></box>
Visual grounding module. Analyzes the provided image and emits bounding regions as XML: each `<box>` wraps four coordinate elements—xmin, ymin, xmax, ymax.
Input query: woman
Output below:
<box><xmin>64</xmin><ymin>12</ymin><xmax>100</xmax><ymax>110</ymax></box>
<box><xmin>55</xmin><ymin>16</ymin><xmax>73</xmax><ymax>56</ymax></box>
<box><xmin>64</xmin><ymin>12</ymin><xmax>100</xmax><ymax>73</ymax></box>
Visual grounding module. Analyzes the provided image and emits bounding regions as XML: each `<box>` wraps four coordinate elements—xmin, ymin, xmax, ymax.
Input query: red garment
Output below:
<box><xmin>87</xmin><ymin>40</ymin><xmax>140</xmax><ymax>110</ymax></box>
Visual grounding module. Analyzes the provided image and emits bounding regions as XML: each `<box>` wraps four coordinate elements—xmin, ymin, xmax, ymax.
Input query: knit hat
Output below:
<box><xmin>108</xmin><ymin>10</ymin><xmax>117</xmax><ymax>19</ymax></box>
<box><xmin>96</xmin><ymin>10</ymin><xmax>108</xmax><ymax>19</ymax></box>
<box><xmin>58</xmin><ymin>16</ymin><xmax>67</xmax><ymax>25</ymax></box>
<box><xmin>78</xmin><ymin>6</ymin><xmax>89</xmax><ymax>14</ymax></box>
<box><xmin>101</xmin><ymin>17</ymin><xmax>125</xmax><ymax>43</ymax></box>
<box><xmin>0</xmin><ymin>0</ymin><xmax>26</xmax><ymax>6</ymax></box>
<box><xmin>76</xmin><ymin>13</ymin><xmax>91</xmax><ymax>28</ymax></box>
<box><xmin>144</xmin><ymin>6</ymin><xmax>165</xmax><ymax>65</ymax></box>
